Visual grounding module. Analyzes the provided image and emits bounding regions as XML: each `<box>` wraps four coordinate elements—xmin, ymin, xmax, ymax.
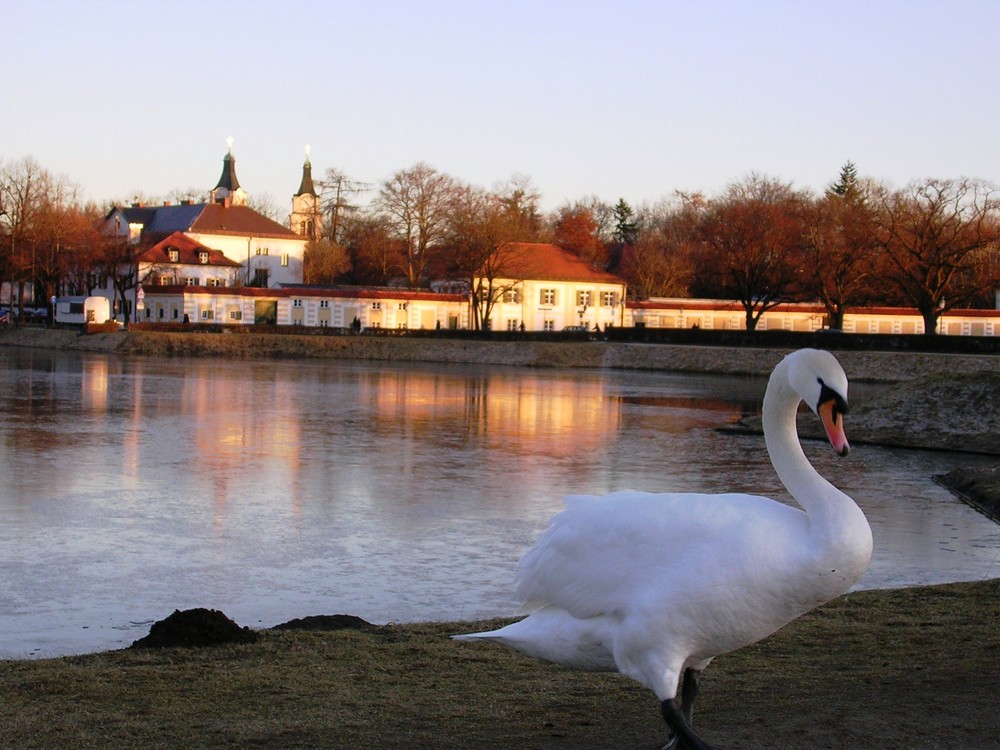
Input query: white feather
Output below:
<box><xmin>456</xmin><ymin>348</ymin><xmax>873</xmax><ymax>706</ymax></box>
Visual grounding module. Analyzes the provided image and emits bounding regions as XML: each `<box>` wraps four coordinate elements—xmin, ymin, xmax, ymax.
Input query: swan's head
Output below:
<box><xmin>784</xmin><ymin>349</ymin><xmax>850</xmax><ymax>457</ymax></box>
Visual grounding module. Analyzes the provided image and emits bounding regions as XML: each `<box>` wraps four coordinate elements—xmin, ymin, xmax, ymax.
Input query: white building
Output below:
<box><xmin>475</xmin><ymin>242</ymin><xmax>627</xmax><ymax>331</ymax></box>
<box><xmin>99</xmin><ymin>145</ymin><xmax>310</xmax><ymax>320</ymax></box>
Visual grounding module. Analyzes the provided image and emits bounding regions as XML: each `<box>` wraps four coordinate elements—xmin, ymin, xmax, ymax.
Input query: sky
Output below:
<box><xmin>4</xmin><ymin>0</ymin><xmax>999</xmax><ymax>214</ymax></box>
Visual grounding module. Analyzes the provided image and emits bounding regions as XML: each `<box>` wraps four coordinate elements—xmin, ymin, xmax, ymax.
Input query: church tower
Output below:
<box><xmin>290</xmin><ymin>145</ymin><xmax>322</xmax><ymax>241</ymax></box>
<box><xmin>210</xmin><ymin>137</ymin><xmax>248</xmax><ymax>206</ymax></box>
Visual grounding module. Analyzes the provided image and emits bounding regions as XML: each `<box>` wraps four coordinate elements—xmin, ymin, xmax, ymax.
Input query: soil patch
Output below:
<box><xmin>271</xmin><ymin>614</ymin><xmax>380</xmax><ymax>632</ymax></box>
<box><xmin>130</xmin><ymin>608</ymin><xmax>258</xmax><ymax>649</ymax></box>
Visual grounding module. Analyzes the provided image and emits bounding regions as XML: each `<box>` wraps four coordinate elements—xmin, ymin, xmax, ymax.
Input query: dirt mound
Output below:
<box><xmin>130</xmin><ymin>608</ymin><xmax>258</xmax><ymax>649</ymax></box>
<box><xmin>271</xmin><ymin>614</ymin><xmax>379</xmax><ymax>632</ymax></box>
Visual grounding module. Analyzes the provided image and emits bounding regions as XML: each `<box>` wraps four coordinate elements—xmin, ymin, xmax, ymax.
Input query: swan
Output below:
<box><xmin>455</xmin><ymin>348</ymin><xmax>873</xmax><ymax>750</ymax></box>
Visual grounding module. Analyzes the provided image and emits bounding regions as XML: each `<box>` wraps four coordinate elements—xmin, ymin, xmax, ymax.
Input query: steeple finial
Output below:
<box><xmin>296</xmin><ymin>146</ymin><xmax>316</xmax><ymax>197</ymax></box>
<box><xmin>226</xmin><ymin>135</ymin><xmax>234</xmax><ymax>154</ymax></box>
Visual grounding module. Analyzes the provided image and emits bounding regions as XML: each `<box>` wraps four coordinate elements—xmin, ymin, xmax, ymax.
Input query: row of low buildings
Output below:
<box><xmin>44</xmin><ymin>144</ymin><xmax>1000</xmax><ymax>337</ymax></box>
<box><xmin>119</xmin><ymin>285</ymin><xmax>999</xmax><ymax>337</ymax></box>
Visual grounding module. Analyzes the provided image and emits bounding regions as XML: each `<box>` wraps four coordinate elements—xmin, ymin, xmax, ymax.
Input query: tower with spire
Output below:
<box><xmin>290</xmin><ymin>145</ymin><xmax>322</xmax><ymax>241</ymax></box>
<box><xmin>210</xmin><ymin>137</ymin><xmax>248</xmax><ymax>206</ymax></box>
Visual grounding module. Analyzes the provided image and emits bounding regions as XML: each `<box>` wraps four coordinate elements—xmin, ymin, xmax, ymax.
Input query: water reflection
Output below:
<box><xmin>0</xmin><ymin>348</ymin><xmax>996</xmax><ymax>659</ymax></box>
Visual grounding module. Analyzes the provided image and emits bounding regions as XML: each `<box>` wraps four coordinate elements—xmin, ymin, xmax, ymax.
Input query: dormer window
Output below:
<box><xmin>168</xmin><ymin>248</ymin><xmax>179</xmax><ymax>262</ymax></box>
<box><xmin>198</xmin><ymin>251</ymin><xmax>209</xmax><ymax>264</ymax></box>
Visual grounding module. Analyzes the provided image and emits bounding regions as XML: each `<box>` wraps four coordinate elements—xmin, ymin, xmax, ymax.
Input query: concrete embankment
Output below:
<box><xmin>3</xmin><ymin>326</ymin><xmax>1000</xmax><ymax>382</ymax></box>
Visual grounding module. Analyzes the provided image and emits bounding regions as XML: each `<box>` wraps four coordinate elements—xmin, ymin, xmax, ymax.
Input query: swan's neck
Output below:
<box><xmin>761</xmin><ymin>369</ymin><xmax>864</xmax><ymax>540</ymax></box>
<box><xmin>764</xmin><ymin>356</ymin><xmax>873</xmax><ymax>596</ymax></box>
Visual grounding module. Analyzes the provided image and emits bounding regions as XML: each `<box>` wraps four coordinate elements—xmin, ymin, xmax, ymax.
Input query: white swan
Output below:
<box><xmin>455</xmin><ymin>348</ymin><xmax>873</xmax><ymax>750</ymax></box>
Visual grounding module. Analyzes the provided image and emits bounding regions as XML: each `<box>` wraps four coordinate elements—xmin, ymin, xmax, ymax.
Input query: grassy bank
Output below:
<box><xmin>2</xmin><ymin>579</ymin><xmax>998</xmax><ymax>749</ymax></box>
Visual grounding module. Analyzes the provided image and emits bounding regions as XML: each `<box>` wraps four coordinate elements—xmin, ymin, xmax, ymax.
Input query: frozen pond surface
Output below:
<box><xmin>0</xmin><ymin>348</ymin><xmax>997</xmax><ymax>659</ymax></box>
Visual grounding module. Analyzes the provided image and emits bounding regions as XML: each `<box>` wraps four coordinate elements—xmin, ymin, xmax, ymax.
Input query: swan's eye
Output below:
<box><xmin>818</xmin><ymin>381</ymin><xmax>848</xmax><ymax>419</ymax></box>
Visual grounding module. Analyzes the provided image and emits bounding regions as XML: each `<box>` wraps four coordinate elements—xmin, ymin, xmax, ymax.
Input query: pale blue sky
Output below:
<box><xmin>4</xmin><ymin>0</ymin><xmax>998</xmax><ymax>212</ymax></box>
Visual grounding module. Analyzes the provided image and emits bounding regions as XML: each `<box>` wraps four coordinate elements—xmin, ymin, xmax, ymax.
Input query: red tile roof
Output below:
<box><xmin>189</xmin><ymin>203</ymin><xmax>299</xmax><ymax>239</ymax></box>
<box><xmin>139</xmin><ymin>232</ymin><xmax>241</xmax><ymax>267</ymax></box>
<box><xmin>489</xmin><ymin>243</ymin><xmax>625</xmax><ymax>284</ymax></box>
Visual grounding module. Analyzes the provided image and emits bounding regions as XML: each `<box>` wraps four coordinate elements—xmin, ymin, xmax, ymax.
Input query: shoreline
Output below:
<box><xmin>4</xmin><ymin>326</ymin><xmax>1000</xmax><ymax>381</ymax></box>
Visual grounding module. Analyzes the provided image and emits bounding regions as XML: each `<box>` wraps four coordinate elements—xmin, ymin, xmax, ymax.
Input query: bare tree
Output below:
<box><xmin>447</xmin><ymin>184</ymin><xmax>540</xmax><ymax>330</ymax></box>
<box><xmin>696</xmin><ymin>174</ymin><xmax>810</xmax><ymax>331</ymax></box>
<box><xmin>870</xmin><ymin>177</ymin><xmax>1000</xmax><ymax>334</ymax></box>
<box><xmin>621</xmin><ymin>196</ymin><xmax>699</xmax><ymax>299</ymax></box>
<box><xmin>0</xmin><ymin>157</ymin><xmax>50</xmax><ymax>314</ymax></box>
<box><xmin>375</xmin><ymin>163</ymin><xmax>457</xmax><ymax>288</ymax></box>
<box><xmin>316</xmin><ymin>168</ymin><xmax>370</xmax><ymax>245</ymax></box>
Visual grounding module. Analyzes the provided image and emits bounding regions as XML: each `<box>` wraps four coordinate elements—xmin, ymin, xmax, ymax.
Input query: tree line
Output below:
<box><xmin>2</xmin><ymin>156</ymin><xmax>998</xmax><ymax>334</ymax></box>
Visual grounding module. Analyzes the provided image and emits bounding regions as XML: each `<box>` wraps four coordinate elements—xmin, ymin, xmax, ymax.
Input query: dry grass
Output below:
<box><xmin>2</xmin><ymin>579</ymin><xmax>998</xmax><ymax>749</ymax></box>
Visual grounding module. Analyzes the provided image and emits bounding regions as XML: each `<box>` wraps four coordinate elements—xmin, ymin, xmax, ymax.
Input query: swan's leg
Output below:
<box><xmin>661</xmin><ymin>669</ymin><xmax>704</xmax><ymax>750</ymax></box>
<box><xmin>679</xmin><ymin>667</ymin><xmax>701</xmax><ymax>725</ymax></box>
<box><xmin>659</xmin><ymin>699</ymin><xmax>716</xmax><ymax>749</ymax></box>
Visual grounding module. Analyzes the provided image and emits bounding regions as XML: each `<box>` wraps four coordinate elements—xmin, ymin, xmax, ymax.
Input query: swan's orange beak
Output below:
<box><xmin>819</xmin><ymin>398</ymin><xmax>850</xmax><ymax>457</ymax></box>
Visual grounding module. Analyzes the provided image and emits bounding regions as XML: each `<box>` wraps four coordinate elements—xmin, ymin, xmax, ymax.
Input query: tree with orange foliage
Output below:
<box><xmin>801</xmin><ymin>163</ymin><xmax>880</xmax><ymax>329</ymax></box>
<box><xmin>553</xmin><ymin>203</ymin><xmax>606</xmax><ymax>268</ymax></box>
<box><xmin>695</xmin><ymin>174</ymin><xmax>809</xmax><ymax>331</ymax></box>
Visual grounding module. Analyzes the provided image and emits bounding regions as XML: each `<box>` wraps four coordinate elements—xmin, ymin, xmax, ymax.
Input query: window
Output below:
<box><xmin>543</xmin><ymin>320</ymin><xmax>555</xmax><ymax>331</ymax></box>
<box><xmin>168</xmin><ymin>248</ymin><xmax>179</xmax><ymax>262</ymax></box>
<box><xmin>158</xmin><ymin>308</ymin><xmax>164</xmax><ymax>319</ymax></box>
<box><xmin>207</xmin><ymin>278</ymin><xmax>226</xmax><ymax>287</ymax></box>
<box><xmin>281</xmin><ymin>254</ymin><xmax>289</xmax><ymax>267</ymax></box>
<box><xmin>172</xmin><ymin>309</ymin><xmax>179</xmax><ymax>320</ymax></box>
<box><xmin>159</xmin><ymin>276</ymin><xmax>173</xmax><ymax>285</ymax></box>
<box><xmin>540</xmin><ymin>289</ymin><xmax>556</xmax><ymax>305</ymax></box>
<box><xmin>601</xmin><ymin>291</ymin><xmax>617</xmax><ymax>307</ymax></box>
<box><xmin>319</xmin><ymin>300</ymin><xmax>329</xmax><ymax>308</ymax></box>
<box><xmin>198</xmin><ymin>251</ymin><xmax>209</xmax><ymax>264</ymax></box>
<box><xmin>229</xmin><ymin>310</ymin><xmax>242</xmax><ymax>321</ymax></box>
<box><xmin>292</xmin><ymin>299</ymin><xmax>303</xmax><ymax>308</ymax></box>
<box><xmin>200</xmin><ymin>309</ymin><xmax>214</xmax><ymax>320</ymax></box>
<box><xmin>577</xmin><ymin>290</ymin><xmax>592</xmax><ymax>307</ymax></box>
<box><xmin>319</xmin><ymin>319</ymin><xmax>329</xmax><ymax>327</ymax></box>
<box><xmin>255</xmin><ymin>247</ymin><xmax>270</xmax><ymax>256</ymax></box>
<box><xmin>506</xmin><ymin>319</ymin><xmax>519</xmax><ymax>331</ymax></box>
<box><xmin>371</xmin><ymin>302</ymin><xmax>381</xmax><ymax>310</ymax></box>
<box><xmin>398</xmin><ymin>302</ymin><xmax>407</xmax><ymax>311</ymax></box>
<box><xmin>185</xmin><ymin>277</ymin><xmax>200</xmax><ymax>286</ymax></box>
<box><xmin>503</xmin><ymin>289</ymin><xmax>520</xmax><ymax>304</ymax></box>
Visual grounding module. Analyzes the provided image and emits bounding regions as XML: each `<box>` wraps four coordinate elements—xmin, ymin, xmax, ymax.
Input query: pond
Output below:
<box><xmin>0</xmin><ymin>348</ymin><xmax>996</xmax><ymax>659</ymax></box>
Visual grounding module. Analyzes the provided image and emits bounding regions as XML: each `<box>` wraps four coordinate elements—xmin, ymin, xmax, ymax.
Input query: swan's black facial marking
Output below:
<box><xmin>817</xmin><ymin>377</ymin><xmax>848</xmax><ymax>422</ymax></box>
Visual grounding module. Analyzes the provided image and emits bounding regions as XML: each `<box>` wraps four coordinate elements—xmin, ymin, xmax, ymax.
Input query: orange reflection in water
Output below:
<box><xmin>356</xmin><ymin>368</ymin><xmax>621</xmax><ymax>457</ymax></box>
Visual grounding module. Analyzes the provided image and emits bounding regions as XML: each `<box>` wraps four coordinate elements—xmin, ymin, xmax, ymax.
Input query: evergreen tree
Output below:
<box><xmin>611</xmin><ymin>198</ymin><xmax>639</xmax><ymax>245</ymax></box>
<box><xmin>828</xmin><ymin>161</ymin><xmax>860</xmax><ymax>201</ymax></box>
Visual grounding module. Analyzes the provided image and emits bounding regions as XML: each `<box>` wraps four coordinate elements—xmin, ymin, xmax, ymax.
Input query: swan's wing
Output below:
<box><xmin>515</xmin><ymin>490</ymin><xmax>801</xmax><ymax>619</ymax></box>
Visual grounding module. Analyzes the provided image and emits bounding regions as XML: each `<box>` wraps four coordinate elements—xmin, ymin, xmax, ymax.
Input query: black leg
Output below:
<box><xmin>679</xmin><ymin>668</ymin><xmax>702</xmax><ymax>725</ymax></box>
<box><xmin>660</xmin><ymin>695</ymin><xmax>718</xmax><ymax>750</ymax></box>
<box><xmin>661</xmin><ymin>669</ymin><xmax>705</xmax><ymax>750</ymax></box>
